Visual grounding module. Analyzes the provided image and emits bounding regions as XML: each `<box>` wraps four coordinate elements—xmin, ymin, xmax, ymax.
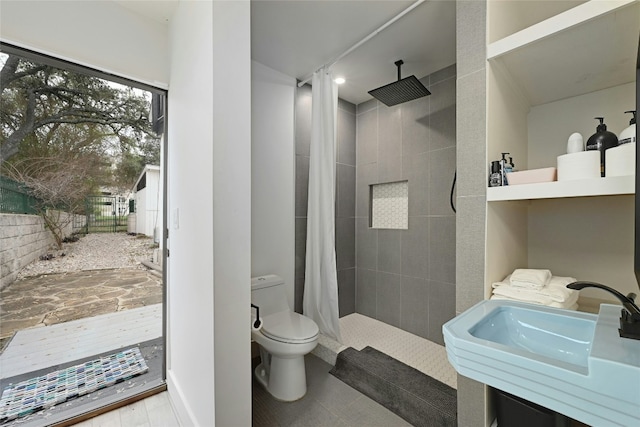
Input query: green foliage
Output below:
<box><xmin>0</xmin><ymin>51</ymin><xmax>161</xmax><ymax>247</ymax></box>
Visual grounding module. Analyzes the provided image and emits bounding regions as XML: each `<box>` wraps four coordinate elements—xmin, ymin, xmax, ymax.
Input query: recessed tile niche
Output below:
<box><xmin>370</xmin><ymin>181</ymin><xmax>408</xmax><ymax>229</ymax></box>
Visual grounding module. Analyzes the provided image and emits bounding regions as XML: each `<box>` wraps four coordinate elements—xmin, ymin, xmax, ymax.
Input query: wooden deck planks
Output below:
<box><xmin>0</xmin><ymin>304</ymin><xmax>162</xmax><ymax>378</ymax></box>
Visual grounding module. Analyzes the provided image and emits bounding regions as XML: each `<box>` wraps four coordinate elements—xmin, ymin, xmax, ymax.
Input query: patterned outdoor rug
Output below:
<box><xmin>0</xmin><ymin>347</ymin><xmax>148</xmax><ymax>423</ymax></box>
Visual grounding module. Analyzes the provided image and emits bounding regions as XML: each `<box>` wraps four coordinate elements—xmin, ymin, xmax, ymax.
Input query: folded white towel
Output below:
<box><xmin>490</xmin><ymin>295</ymin><xmax>578</xmax><ymax>310</ymax></box>
<box><xmin>492</xmin><ymin>285</ymin><xmax>578</xmax><ymax>306</ymax></box>
<box><xmin>492</xmin><ymin>276</ymin><xmax>578</xmax><ymax>303</ymax></box>
<box><xmin>509</xmin><ymin>269</ymin><xmax>551</xmax><ymax>290</ymax></box>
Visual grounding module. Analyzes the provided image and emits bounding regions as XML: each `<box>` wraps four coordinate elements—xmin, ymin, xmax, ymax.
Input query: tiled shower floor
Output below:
<box><xmin>315</xmin><ymin>313</ymin><xmax>457</xmax><ymax>389</ymax></box>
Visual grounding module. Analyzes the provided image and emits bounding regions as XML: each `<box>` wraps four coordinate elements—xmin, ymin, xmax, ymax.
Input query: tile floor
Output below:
<box><xmin>253</xmin><ymin>353</ymin><xmax>413</xmax><ymax>427</ymax></box>
<box><xmin>74</xmin><ymin>391</ymin><xmax>179</xmax><ymax>427</ymax></box>
<box><xmin>73</xmin><ymin>313</ymin><xmax>455</xmax><ymax>426</ymax></box>
<box><xmin>316</xmin><ymin>313</ymin><xmax>457</xmax><ymax>389</ymax></box>
<box><xmin>254</xmin><ymin>313</ymin><xmax>457</xmax><ymax>427</ymax></box>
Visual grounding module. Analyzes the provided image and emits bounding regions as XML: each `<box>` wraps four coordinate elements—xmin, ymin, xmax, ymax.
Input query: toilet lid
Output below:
<box><xmin>261</xmin><ymin>311</ymin><xmax>319</xmax><ymax>344</ymax></box>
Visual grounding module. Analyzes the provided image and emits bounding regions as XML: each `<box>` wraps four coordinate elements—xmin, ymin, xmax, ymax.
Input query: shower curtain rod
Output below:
<box><xmin>296</xmin><ymin>0</ymin><xmax>426</xmax><ymax>88</ymax></box>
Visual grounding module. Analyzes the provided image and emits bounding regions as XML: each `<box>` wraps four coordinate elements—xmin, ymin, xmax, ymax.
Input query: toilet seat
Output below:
<box><xmin>260</xmin><ymin>311</ymin><xmax>319</xmax><ymax>344</ymax></box>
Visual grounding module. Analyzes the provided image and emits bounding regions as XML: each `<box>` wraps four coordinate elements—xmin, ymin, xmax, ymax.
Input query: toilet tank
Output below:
<box><xmin>251</xmin><ymin>275</ymin><xmax>290</xmax><ymax>316</ymax></box>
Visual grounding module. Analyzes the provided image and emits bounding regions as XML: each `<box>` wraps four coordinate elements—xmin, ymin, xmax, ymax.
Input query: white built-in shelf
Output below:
<box><xmin>487</xmin><ymin>0</ymin><xmax>639</xmax><ymax>106</ymax></box>
<box><xmin>487</xmin><ymin>175</ymin><xmax>635</xmax><ymax>201</ymax></box>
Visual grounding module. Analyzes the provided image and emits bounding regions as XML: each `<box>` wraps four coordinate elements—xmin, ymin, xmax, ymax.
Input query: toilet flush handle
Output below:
<box><xmin>251</xmin><ymin>304</ymin><xmax>262</xmax><ymax>329</ymax></box>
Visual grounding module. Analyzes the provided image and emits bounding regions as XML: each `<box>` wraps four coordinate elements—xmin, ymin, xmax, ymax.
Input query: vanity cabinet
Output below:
<box><xmin>485</xmin><ymin>0</ymin><xmax>640</xmax><ymax>310</ymax></box>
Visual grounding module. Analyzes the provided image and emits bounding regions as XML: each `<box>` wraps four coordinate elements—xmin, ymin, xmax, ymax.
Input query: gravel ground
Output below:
<box><xmin>16</xmin><ymin>233</ymin><xmax>157</xmax><ymax>279</ymax></box>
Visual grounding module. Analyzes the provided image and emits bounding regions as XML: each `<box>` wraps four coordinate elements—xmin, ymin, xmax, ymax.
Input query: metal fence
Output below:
<box><xmin>0</xmin><ymin>175</ymin><xmax>40</xmax><ymax>215</ymax></box>
<box><xmin>84</xmin><ymin>195</ymin><xmax>128</xmax><ymax>233</ymax></box>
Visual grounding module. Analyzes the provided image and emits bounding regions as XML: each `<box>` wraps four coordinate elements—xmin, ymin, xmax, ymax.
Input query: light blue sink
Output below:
<box><xmin>443</xmin><ymin>300</ymin><xmax>640</xmax><ymax>426</ymax></box>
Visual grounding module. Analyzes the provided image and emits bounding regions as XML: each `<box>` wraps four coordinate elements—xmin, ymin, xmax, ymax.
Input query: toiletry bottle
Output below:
<box><xmin>489</xmin><ymin>161</ymin><xmax>502</xmax><ymax>187</ymax></box>
<box><xmin>503</xmin><ymin>156</ymin><xmax>515</xmax><ymax>185</ymax></box>
<box><xmin>585</xmin><ymin>117</ymin><xmax>618</xmax><ymax>177</ymax></box>
<box><xmin>500</xmin><ymin>152</ymin><xmax>510</xmax><ymax>185</ymax></box>
<box><xmin>619</xmin><ymin>110</ymin><xmax>636</xmax><ymax>145</ymax></box>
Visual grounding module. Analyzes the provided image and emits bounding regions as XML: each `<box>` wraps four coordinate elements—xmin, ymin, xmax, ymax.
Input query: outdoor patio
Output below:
<box><xmin>0</xmin><ymin>233</ymin><xmax>164</xmax><ymax>426</ymax></box>
<box><xmin>0</xmin><ymin>268</ymin><xmax>162</xmax><ymax>353</ymax></box>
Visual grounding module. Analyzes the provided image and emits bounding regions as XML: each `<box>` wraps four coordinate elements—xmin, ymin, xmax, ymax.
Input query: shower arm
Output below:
<box><xmin>396</xmin><ymin>60</ymin><xmax>403</xmax><ymax>81</ymax></box>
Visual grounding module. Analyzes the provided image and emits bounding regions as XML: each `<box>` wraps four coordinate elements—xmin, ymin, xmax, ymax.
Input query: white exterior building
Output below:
<box><xmin>132</xmin><ymin>165</ymin><xmax>161</xmax><ymax>240</ymax></box>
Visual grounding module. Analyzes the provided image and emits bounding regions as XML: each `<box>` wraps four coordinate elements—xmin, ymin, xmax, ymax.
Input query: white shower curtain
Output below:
<box><xmin>303</xmin><ymin>68</ymin><xmax>343</xmax><ymax>343</ymax></box>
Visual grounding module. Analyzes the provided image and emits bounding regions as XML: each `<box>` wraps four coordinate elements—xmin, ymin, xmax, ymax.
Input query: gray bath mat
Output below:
<box><xmin>330</xmin><ymin>346</ymin><xmax>457</xmax><ymax>427</ymax></box>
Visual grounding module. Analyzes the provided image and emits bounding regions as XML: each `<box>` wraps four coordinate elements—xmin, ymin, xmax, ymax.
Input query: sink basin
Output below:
<box><xmin>443</xmin><ymin>300</ymin><xmax>640</xmax><ymax>426</ymax></box>
<box><xmin>469</xmin><ymin>304</ymin><xmax>594</xmax><ymax>370</ymax></box>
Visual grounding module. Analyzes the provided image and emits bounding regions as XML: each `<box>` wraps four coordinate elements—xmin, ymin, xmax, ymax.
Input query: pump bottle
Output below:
<box><xmin>619</xmin><ymin>110</ymin><xmax>636</xmax><ymax>145</ymax></box>
<box><xmin>585</xmin><ymin>117</ymin><xmax>618</xmax><ymax>177</ymax></box>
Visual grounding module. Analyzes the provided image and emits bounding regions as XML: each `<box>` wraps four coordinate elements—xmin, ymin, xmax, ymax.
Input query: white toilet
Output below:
<box><xmin>251</xmin><ymin>275</ymin><xmax>319</xmax><ymax>401</ymax></box>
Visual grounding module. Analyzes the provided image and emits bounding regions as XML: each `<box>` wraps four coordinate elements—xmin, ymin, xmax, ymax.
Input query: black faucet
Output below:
<box><xmin>567</xmin><ymin>281</ymin><xmax>640</xmax><ymax>340</ymax></box>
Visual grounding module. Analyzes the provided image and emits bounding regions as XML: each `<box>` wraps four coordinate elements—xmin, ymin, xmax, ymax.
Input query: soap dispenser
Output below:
<box><xmin>585</xmin><ymin>117</ymin><xmax>618</xmax><ymax>177</ymax></box>
<box><xmin>619</xmin><ymin>110</ymin><xmax>636</xmax><ymax>145</ymax></box>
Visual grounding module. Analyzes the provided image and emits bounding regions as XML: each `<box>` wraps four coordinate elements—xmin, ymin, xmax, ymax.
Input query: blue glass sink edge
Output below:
<box><xmin>443</xmin><ymin>300</ymin><xmax>640</xmax><ymax>427</ymax></box>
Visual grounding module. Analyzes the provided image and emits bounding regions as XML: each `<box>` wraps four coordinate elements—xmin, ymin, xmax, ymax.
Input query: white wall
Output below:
<box><xmin>251</xmin><ymin>60</ymin><xmax>296</xmax><ymax>307</ymax></box>
<box><xmin>1</xmin><ymin>1</ymin><xmax>252</xmax><ymax>425</ymax></box>
<box><xmin>211</xmin><ymin>2</ymin><xmax>252</xmax><ymax>425</ymax></box>
<box><xmin>527</xmin><ymin>82</ymin><xmax>636</xmax><ymax>302</ymax></box>
<box><xmin>165</xmin><ymin>2</ymin><xmax>216</xmax><ymax>425</ymax></box>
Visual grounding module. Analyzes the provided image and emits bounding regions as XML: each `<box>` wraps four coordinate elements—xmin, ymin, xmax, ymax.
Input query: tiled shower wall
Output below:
<box><xmin>294</xmin><ymin>84</ymin><xmax>357</xmax><ymax>316</ymax></box>
<box><xmin>355</xmin><ymin>64</ymin><xmax>457</xmax><ymax>345</ymax></box>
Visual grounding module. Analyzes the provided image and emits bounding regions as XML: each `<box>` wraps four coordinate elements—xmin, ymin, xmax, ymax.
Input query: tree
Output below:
<box><xmin>4</xmin><ymin>150</ymin><xmax>109</xmax><ymax>249</ymax></box>
<box><xmin>112</xmin><ymin>134</ymin><xmax>160</xmax><ymax>193</ymax></box>
<box><xmin>0</xmin><ymin>53</ymin><xmax>157</xmax><ymax>164</ymax></box>
<box><xmin>0</xmin><ymin>52</ymin><xmax>159</xmax><ymax>245</ymax></box>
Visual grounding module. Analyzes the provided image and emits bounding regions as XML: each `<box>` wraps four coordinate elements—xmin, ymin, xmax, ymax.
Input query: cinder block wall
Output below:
<box><xmin>0</xmin><ymin>213</ymin><xmax>55</xmax><ymax>289</ymax></box>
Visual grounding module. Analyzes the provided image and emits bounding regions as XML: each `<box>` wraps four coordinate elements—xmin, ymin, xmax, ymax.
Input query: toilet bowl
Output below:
<box><xmin>251</xmin><ymin>275</ymin><xmax>319</xmax><ymax>401</ymax></box>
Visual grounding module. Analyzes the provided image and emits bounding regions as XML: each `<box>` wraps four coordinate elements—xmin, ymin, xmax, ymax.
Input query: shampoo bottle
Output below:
<box><xmin>619</xmin><ymin>110</ymin><xmax>636</xmax><ymax>145</ymax></box>
<box><xmin>585</xmin><ymin>117</ymin><xmax>618</xmax><ymax>177</ymax></box>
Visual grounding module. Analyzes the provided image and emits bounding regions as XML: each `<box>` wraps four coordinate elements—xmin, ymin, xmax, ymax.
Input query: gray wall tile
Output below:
<box><xmin>295</xmin><ymin>276</ymin><xmax>304</xmax><ymax>314</ymax></box>
<box><xmin>401</xmin><ymin>96</ymin><xmax>430</xmax><ymax>157</ymax></box>
<box><xmin>337</xmin><ymin>108</ymin><xmax>356</xmax><ymax>166</ymax></box>
<box><xmin>336</xmin><ymin>164</ymin><xmax>355</xmax><ymax>218</ymax></box>
<box><xmin>356</xmin><ymin>98</ymin><xmax>378</xmax><ymax>115</ymax></box>
<box><xmin>356</xmin><ymin>268</ymin><xmax>377</xmax><ymax>317</ymax></box>
<box><xmin>457</xmin><ymin>375</ymin><xmax>486</xmax><ymax>427</ymax></box>
<box><xmin>427</xmin><ymin>280</ymin><xmax>456</xmax><ymax>345</ymax></box>
<box><xmin>336</xmin><ymin>218</ymin><xmax>355</xmax><ymax>270</ymax></box>
<box><xmin>401</xmin><ymin>216</ymin><xmax>429</xmax><ymax>279</ymax></box>
<box><xmin>377</xmin><ymin>229</ymin><xmax>401</xmax><ymax>274</ymax></box>
<box><xmin>403</xmin><ymin>152</ymin><xmax>430</xmax><ymax>217</ymax></box>
<box><xmin>295</xmin><ymin>218</ymin><xmax>307</xmax><ymax>280</ymax></box>
<box><xmin>295</xmin><ymin>84</ymin><xmax>312</xmax><ymax>156</ymax></box>
<box><xmin>400</xmin><ymin>275</ymin><xmax>429</xmax><ymax>337</ymax></box>
<box><xmin>429</xmin><ymin>77</ymin><xmax>456</xmax><ymax>151</ymax></box>
<box><xmin>456</xmin><ymin>195</ymin><xmax>486</xmax><ymax>313</ymax></box>
<box><xmin>338</xmin><ymin>268</ymin><xmax>356</xmax><ymax>317</ymax></box>
<box><xmin>376</xmin><ymin>272</ymin><xmax>401</xmax><ymax>327</ymax></box>
<box><xmin>456</xmin><ymin>1</ymin><xmax>487</xmax><ymax>423</ymax></box>
<box><xmin>356</xmin><ymin>162</ymin><xmax>377</xmax><ymax>218</ymax></box>
<box><xmin>429</xmin><ymin>147</ymin><xmax>457</xmax><ymax>216</ymax></box>
<box><xmin>378</xmin><ymin>154</ymin><xmax>402</xmax><ymax>184</ymax></box>
<box><xmin>338</xmin><ymin>97</ymin><xmax>356</xmax><ymax>115</ymax></box>
<box><xmin>430</xmin><ymin>64</ymin><xmax>457</xmax><ymax>85</ymax></box>
<box><xmin>356</xmin><ymin>217</ymin><xmax>377</xmax><ymax>271</ymax></box>
<box><xmin>457</xmin><ymin>0</ymin><xmax>487</xmax><ymax>78</ymax></box>
<box><xmin>295</xmin><ymin>155</ymin><xmax>309</xmax><ymax>217</ymax></box>
<box><xmin>356</xmin><ymin>109</ymin><xmax>378</xmax><ymax>166</ymax></box>
<box><xmin>457</xmin><ymin>70</ymin><xmax>487</xmax><ymax>197</ymax></box>
<box><xmin>377</xmin><ymin>105</ymin><xmax>402</xmax><ymax>161</ymax></box>
<box><xmin>354</xmin><ymin>64</ymin><xmax>458</xmax><ymax>344</ymax></box>
<box><xmin>429</xmin><ymin>216</ymin><xmax>456</xmax><ymax>284</ymax></box>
